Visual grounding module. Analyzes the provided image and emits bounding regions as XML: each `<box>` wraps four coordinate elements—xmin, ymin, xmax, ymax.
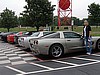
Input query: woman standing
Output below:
<box><xmin>83</xmin><ymin>20</ymin><xmax>92</xmax><ymax>55</ymax></box>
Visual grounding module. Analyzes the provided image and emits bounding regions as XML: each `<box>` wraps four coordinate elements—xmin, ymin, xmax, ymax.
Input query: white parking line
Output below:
<box><xmin>9</xmin><ymin>57</ymin><xmax>22</xmax><ymax>60</ymax></box>
<box><xmin>6</xmin><ymin>66</ymin><xmax>26</xmax><ymax>74</ymax></box>
<box><xmin>22</xmin><ymin>57</ymin><xmax>36</xmax><ymax>61</ymax></box>
<box><xmin>0</xmin><ymin>53</ymin><xmax>5</xmax><ymax>56</ymax></box>
<box><xmin>17</xmin><ymin>61</ymin><xmax>100</xmax><ymax>75</ymax></box>
<box><xmin>52</xmin><ymin>60</ymin><xmax>79</xmax><ymax>66</ymax></box>
<box><xmin>30</xmin><ymin>62</ymin><xmax>54</xmax><ymax>70</ymax></box>
<box><xmin>18</xmin><ymin>54</ymin><xmax>31</xmax><ymax>57</ymax></box>
<box><xmin>15</xmin><ymin>51</ymin><xmax>25</xmax><ymax>54</ymax></box>
<box><xmin>11</xmin><ymin>61</ymin><xmax>27</xmax><ymax>65</ymax></box>
<box><xmin>2</xmin><ymin>48</ymin><xmax>11</xmax><ymax>51</ymax></box>
<box><xmin>52</xmin><ymin>61</ymin><xmax>100</xmax><ymax>71</ymax></box>
<box><xmin>79</xmin><ymin>61</ymin><xmax>100</xmax><ymax>66</ymax></box>
<box><xmin>92</xmin><ymin>54</ymin><xmax>100</xmax><ymax>57</ymax></box>
<box><xmin>4</xmin><ymin>51</ymin><xmax>13</xmax><ymax>54</ymax></box>
<box><xmin>0</xmin><ymin>60</ymin><xmax>11</xmax><ymax>64</ymax></box>
<box><xmin>6</xmin><ymin>54</ymin><xmax>18</xmax><ymax>57</ymax></box>
<box><xmin>16</xmin><ymin>70</ymin><xmax>49</xmax><ymax>75</ymax></box>
<box><xmin>0</xmin><ymin>56</ymin><xmax>7</xmax><ymax>59</ymax></box>
<box><xmin>72</xmin><ymin>57</ymin><xmax>100</xmax><ymax>62</ymax></box>
<box><xmin>12</xmin><ymin>49</ymin><xmax>22</xmax><ymax>51</ymax></box>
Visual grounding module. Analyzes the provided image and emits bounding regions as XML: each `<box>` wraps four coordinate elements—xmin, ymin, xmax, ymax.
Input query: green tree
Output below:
<box><xmin>0</xmin><ymin>17</ymin><xmax>1</xmax><ymax>27</ymax></box>
<box><xmin>0</xmin><ymin>8</ymin><xmax>18</xmax><ymax>32</ymax></box>
<box><xmin>19</xmin><ymin>13</ymin><xmax>33</xmax><ymax>27</ymax></box>
<box><xmin>53</xmin><ymin>16</ymin><xmax>58</xmax><ymax>26</ymax></box>
<box><xmin>72</xmin><ymin>17</ymin><xmax>82</xmax><ymax>26</ymax></box>
<box><xmin>88</xmin><ymin>3</ymin><xmax>100</xmax><ymax>26</ymax></box>
<box><xmin>22</xmin><ymin>0</ymin><xmax>55</xmax><ymax>31</ymax></box>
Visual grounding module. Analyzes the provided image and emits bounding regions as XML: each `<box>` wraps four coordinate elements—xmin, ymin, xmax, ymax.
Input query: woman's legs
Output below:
<box><xmin>85</xmin><ymin>37</ymin><xmax>89</xmax><ymax>52</ymax></box>
<box><xmin>88</xmin><ymin>37</ymin><xmax>92</xmax><ymax>54</ymax></box>
<box><xmin>84</xmin><ymin>37</ymin><xmax>92</xmax><ymax>54</ymax></box>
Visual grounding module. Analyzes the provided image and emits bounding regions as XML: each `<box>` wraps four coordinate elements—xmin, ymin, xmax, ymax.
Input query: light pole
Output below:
<box><xmin>72</xmin><ymin>20</ymin><xmax>74</xmax><ymax>31</ymax></box>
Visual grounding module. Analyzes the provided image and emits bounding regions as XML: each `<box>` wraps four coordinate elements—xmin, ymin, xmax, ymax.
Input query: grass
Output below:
<box><xmin>73</xmin><ymin>26</ymin><xmax>100</xmax><ymax>36</ymax></box>
<box><xmin>73</xmin><ymin>26</ymin><xmax>100</xmax><ymax>32</ymax></box>
<box><xmin>0</xmin><ymin>26</ymin><xmax>100</xmax><ymax>36</ymax></box>
<box><xmin>0</xmin><ymin>27</ymin><xmax>36</xmax><ymax>32</ymax></box>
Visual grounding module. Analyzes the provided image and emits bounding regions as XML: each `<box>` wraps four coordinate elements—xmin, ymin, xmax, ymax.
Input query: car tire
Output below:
<box><xmin>96</xmin><ymin>39</ymin><xmax>100</xmax><ymax>50</ymax></box>
<box><xmin>49</xmin><ymin>44</ymin><xmax>64</xmax><ymax>58</ymax></box>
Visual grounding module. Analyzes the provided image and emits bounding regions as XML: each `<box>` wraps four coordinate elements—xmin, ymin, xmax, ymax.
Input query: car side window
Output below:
<box><xmin>64</xmin><ymin>32</ymin><xmax>81</xmax><ymax>38</ymax></box>
<box><xmin>43</xmin><ymin>32</ymin><xmax>55</xmax><ymax>36</ymax></box>
<box><xmin>43</xmin><ymin>33</ymin><xmax>60</xmax><ymax>38</ymax></box>
<box><xmin>31</xmin><ymin>32</ymin><xmax>40</xmax><ymax>37</ymax></box>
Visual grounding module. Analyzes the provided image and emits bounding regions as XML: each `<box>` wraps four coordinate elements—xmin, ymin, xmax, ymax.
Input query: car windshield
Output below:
<box><xmin>31</xmin><ymin>32</ymin><xmax>40</xmax><ymax>37</ymax></box>
<box><xmin>24</xmin><ymin>32</ymin><xmax>29</xmax><ymax>35</ymax></box>
<box><xmin>15</xmin><ymin>32</ymin><xmax>22</xmax><ymax>35</ymax></box>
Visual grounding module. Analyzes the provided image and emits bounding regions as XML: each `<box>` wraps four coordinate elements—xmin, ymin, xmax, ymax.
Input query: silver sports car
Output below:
<box><xmin>29</xmin><ymin>31</ymin><xmax>100</xmax><ymax>58</ymax></box>
<box><xmin>18</xmin><ymin>31</ymin><xmax>54</xmax><ymax>49</ymax></box>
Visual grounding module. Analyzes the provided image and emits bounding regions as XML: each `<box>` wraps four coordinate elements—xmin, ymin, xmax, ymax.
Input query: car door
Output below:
<box><xmin>63</xmin><ymin>32</ymin><xmax>84</xmax><ymax>51</ymax></box>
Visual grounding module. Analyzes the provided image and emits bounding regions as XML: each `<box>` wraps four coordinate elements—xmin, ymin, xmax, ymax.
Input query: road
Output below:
<box><xmin>0</xmin><ymin>41</ymin><xmax>100</xmax><ymax>75</ymax></box>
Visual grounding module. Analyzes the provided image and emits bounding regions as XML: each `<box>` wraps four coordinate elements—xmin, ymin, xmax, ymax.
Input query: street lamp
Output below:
<box><xmin>71</xmin><ymin>20</ymin><xmax>74</xmax><ymax>31</ymax></box>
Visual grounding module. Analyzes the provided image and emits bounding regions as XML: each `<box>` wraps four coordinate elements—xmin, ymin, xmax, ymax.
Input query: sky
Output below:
<box><xmin>0</xmin><ymin>0</ymin><xmax>100</xmax><ymax>19</ymax></box>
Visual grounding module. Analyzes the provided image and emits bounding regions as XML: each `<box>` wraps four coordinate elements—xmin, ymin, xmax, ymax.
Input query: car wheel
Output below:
<box><xmin>49</xmin><ymin>44</ymin><xmax>64</xmax><ymax>58</ymax></box>
<box><xmin>96</xmin><ymin>39</ymin><xmax>100</xmax><ymax>50</ymax></box>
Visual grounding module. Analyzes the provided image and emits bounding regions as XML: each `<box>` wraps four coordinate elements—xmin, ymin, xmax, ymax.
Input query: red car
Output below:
<box><xmin>7</xmin><ymin>32</ymin><xmax>23</xmax><ymax>43</ymax></box>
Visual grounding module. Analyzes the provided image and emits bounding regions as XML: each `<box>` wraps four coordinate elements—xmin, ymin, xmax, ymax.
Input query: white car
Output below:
<box><xmin>18</xmin><ymin>31</ymin><xmax>54</xmax><ymax>49</ymax></box>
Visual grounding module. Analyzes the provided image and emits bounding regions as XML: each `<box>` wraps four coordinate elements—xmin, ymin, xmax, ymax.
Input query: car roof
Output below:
<box><xmin>42</xmin><ymin>31</ymin><xmax>81</xmax><ymax>38</ymax></box>
<box><xmin>57</xmin><ymin>31</ymin><xmax>81</xmax><ymax>34</ymax></box>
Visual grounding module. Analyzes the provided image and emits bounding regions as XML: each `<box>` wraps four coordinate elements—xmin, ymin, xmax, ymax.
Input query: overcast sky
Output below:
<box><xmin>0</xmin><ymin>0</ymin><xmax>100</xmax><ymax>19</ymax></box>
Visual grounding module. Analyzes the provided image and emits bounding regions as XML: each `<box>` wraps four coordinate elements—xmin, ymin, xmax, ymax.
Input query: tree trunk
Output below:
<box><xmin>96</xmin><ymin>23</ymin><xmax>98</xmax><ymax>28</ymax></box>
<box><xmin>7</xmin><ymin>28</ymin><xmax>10</xmax><ymax>32</ymax></box>
<box><xmin>36</xmin><ymin>26</ymin><xmax>39</xmax><ymax>32</ymax></box>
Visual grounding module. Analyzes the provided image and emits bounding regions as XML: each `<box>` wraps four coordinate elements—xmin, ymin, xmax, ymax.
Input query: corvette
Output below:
<box><xmin>7</xmin><ymin>32</ymin><xmax>23</xmax><ymax>43</ymax></box>
<box><xmin>1</xmin><ymin>32</ymin><xmax>17</xmax><ymax>42</ymax></box>
<box><xmin>18</xmin><ymin>31</ymin><xmax>54</xmax><ymax>49</ymax></box>
<box><xmin>29</xmin><ymin>31</ymin><xmax>100</xmax><ymax>58</ymax></box>
<box><xmin>14</xmin><ymin>31</ymin><xmax>37</xmax><ymax>44</ymax></box>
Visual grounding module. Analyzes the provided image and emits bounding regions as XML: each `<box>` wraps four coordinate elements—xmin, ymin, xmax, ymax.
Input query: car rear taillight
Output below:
<box><xmin>34</xmin><ymin>41</ymin><xmax>35</xmax><ymax>44</ymax></box>
<box><xmin>21</xmin><ymin>38</ymin><xmax>24</xmax><ymax>41</ymax></box>
<box><xmin>34</xmin><ymin>41</ymin><xmax>38</xmax><ymax>45</ymax></box>
<box><xmin>36</xmin><ymin>41</ymin><xmax>38</xmax><ymax>44</ymax></box>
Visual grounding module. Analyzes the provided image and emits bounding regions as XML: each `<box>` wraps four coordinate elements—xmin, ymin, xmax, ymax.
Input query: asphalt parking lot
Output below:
<box><xmin>0</xmin><ymin>41</ymin><xmax>100</xmax><ymax>75</ymax></box>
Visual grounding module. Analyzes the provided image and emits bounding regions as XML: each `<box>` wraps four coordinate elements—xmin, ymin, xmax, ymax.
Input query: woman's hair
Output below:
<box><xmin>84</xmin><ymin>20</ymin><xmax>88</xmax><ymax>23</ymax></box>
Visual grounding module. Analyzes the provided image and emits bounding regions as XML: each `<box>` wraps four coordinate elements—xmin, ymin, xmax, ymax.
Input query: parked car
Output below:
<box><xmin>0</xmin><ymin>32</ymin><xmax>5</xmax><ymax>40</ymax></box>
<box><xmin>7</xmin><ymin>32</ymin><xmax>23</xmax><ymax>43</ymax></box>
<box><xmin>29</xmin><ymin>31</ymin><xmax>100</xmax><ymax>58</ymax></box>
<box><xmin>14</xmin><ymin>31</ymin><xmax>37</xmax><ymax>44</ymax></box>
<box><xmin>1</xmin><ymin>32</ymin><xmax>17</xmax><ymax>42</ymax></box>
<box><xmin>18</xmin><ymin>31</ymin><xmax>55</xmax><ymax>49</ymax></box>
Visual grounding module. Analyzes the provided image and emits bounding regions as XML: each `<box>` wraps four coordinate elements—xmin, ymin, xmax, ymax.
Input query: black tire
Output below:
<box><xmin>49</xmin><ymin>44</ymin><xmax>64</xmax><ymax>58</ymax></box>
<box><xmin>96</xmin><ymin>39</ymin><xmax>100</xmax><ymax>50</ymax></box>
